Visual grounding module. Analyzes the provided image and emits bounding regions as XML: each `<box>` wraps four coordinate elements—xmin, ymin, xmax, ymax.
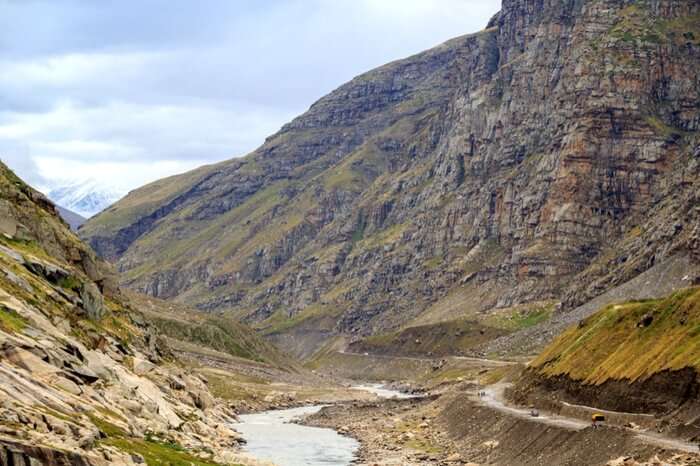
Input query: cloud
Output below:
<box><xmin>0</xmin><ymin>145</ymin><xmax>42</xmax><ymax>186</ymax></box>
<box><xmin>0</xmin><ymin>0</ymin><xmax>501</xmax><ymax>194</ymax></box>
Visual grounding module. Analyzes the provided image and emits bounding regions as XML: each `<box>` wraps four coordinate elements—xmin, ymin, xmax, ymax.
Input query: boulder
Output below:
<box><xmin>65</xmin><ymin>365</ymin><xmax>100</xmax><ymax>385</ymax></box>
<box><xmin>79</xmin><ymin>282</ymin><xmax>106</xmax><ymax>321</ymax></box>
<box><xmin>0</xmin><ymin>215</ymin><xmax>31</xmax><ymax>241</ymax></box>
<box><xmin>0</xmin><ymin>245</ymin><xmax>24</xmax><ymax>264</ymax></box>
<box><xmin>23</xmin><ymin>256</ymin><xmax>70</xmax><ymax>284</ymax></box>
<box><xmin>83</xmin><ymin>350</ymin><xmax>116</xmax><ymax>381</ymax></box>
<box><xmin>3</xmin><ymin>347</ymin><xmax>59</xmax><ymax>376</ymax></box>
<box><xmin>132</xmin><ymin>358</ymin><xmax>156</xmax><ymax>376</ymax></box>
<box><xmin>123</xmin><ymin>400</ymin><xmax>143</xmax><ymax>415</ymax></box>
<box><xmin>168</xmin><ymin>376</ymin><xmax>186</xmax><ymax>391</ymax></box>
<box><xmin>50</xmin><ymin>374</ymin><xmax>82</xmax><ymax>395</ymax></box>
<box><xmin>191</xmin><ymin>389</ymin><xmax>215</xmax><ymax>411</ymax></box>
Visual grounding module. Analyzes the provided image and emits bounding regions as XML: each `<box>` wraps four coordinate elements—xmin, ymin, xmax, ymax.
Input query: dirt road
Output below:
<box><xmin>477</xmin><ymin>383</ymin><xmax>699</xmax><ymax>454</ymax></box>
<box><xmin>339</xmin><ymin>350</ymin><xmax>517</xmax><ymax>367</ymax></box>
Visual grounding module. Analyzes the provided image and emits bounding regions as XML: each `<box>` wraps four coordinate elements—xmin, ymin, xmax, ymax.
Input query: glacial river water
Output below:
<box><xmin>234</xmin><ymin>384</ymin><xmax>411</xmax><ymax>466</ymax></box>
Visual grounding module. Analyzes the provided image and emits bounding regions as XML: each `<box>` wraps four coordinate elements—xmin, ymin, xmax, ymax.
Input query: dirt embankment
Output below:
<box><xmin>509</xmin><ymin>368</ymin><xmax>700</xmax><ymax>444</ymax></box>
<box><xmin>440</xmin><ymin>393</ymin><xmax>661</xmax><ymax>466</ymax></box>
<box><xmin>512</xmin><ymin>368</ymin><xmax>700</xmax><ymax>417</ymax></box>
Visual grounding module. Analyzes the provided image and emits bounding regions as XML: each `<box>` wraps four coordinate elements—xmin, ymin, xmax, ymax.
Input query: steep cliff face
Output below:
<box><xmin>82</xmin><ymin>0</ymin><xmax>700</xmax><ymax>356</ymax></box>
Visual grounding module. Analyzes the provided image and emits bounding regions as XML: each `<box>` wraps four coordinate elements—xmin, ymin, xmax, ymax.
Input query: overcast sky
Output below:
<box><xmin>0</xmin><ymin>0</ymin><xmax>501</xmax><ymax>193</ymax></box>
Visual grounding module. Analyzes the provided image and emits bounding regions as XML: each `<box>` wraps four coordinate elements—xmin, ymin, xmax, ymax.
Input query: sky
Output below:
<box><xmin>0</xmin><ymin>0</ymin><xmax>501</xmax><ymax>194</ymax></box>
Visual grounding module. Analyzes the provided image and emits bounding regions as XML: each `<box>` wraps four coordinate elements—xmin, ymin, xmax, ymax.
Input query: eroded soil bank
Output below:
<box><xmin>510</xmin><ymin>369</ymin><xmax>700</xmax><ymax>437</ymax></box>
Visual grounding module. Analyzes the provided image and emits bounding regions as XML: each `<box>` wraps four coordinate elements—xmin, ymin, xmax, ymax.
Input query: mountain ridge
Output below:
<box><xmin>56</xmin><ymin>205</ymin><xmax>87</xmax><ymax>231</ymax></box>
<box><xmin>83</xmin><ymin>0</ymin><xmax>700</xmax><ymax>358</ymax></box>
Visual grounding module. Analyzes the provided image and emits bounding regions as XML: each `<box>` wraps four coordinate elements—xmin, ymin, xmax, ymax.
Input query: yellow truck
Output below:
<box><xmin>592</xmin><ymin>413</ymin><xmax>605</xmax><ymax>428</ymax></box>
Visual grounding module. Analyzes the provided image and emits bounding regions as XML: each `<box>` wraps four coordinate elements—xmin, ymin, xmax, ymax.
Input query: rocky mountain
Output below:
<box><xmin>47</xmin><ymin>180</ymin><xmax>123</xmax><ymax>219</ymax></box>
<box><xmin>0</xmin><ymin>161</ymin><xmax>277</xmax><ymax>464</ymax></box>
<box><xmin>82</xmin><ymin>0</ymin><xmax>700</xmax><ymax>358</ymax></box>
<box><xmin>56</xmin><ymin>205</ymin><xmax>87</xmax><ymax>231</ymax></box>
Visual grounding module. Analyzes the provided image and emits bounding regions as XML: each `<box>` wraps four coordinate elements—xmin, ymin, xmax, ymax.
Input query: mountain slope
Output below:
<box><xmin>0</xmin><ymin>161</ymin><xmax>260</xmax><ymax>464</ymax></box>
<box><xmin>83</xmin><ymin>0</ymin><xmax>700</xmax><ymax>357</ymax></box>
<box><xmin>533</xmin><ymin>287</ymin><xmax>700</xmax><ymax>387</ymax></box>
<box><xmin>56</xmin><ymin>205</ymin><xmax>87</xmax><ymax>231</ymax></box>
<box><xmin>126</xmin><ymin>291</ymin><xmax>298</xmax><ymax>370</ymax></box>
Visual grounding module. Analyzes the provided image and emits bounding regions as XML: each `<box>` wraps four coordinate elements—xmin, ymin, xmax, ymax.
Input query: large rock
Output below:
<box><xmin>3</xmin><ymin>347</ymin><xmax>59</xmax><ymax>376</ymax></box>
<box><xmin>79</xmin><ymin>282</ymin><xmax>106</xmax><ymax>321</ymax></box>
<box><xmin>132</xmin><ymin>357</ymin><xmax>156</xmax><ymax>375</ymax></box>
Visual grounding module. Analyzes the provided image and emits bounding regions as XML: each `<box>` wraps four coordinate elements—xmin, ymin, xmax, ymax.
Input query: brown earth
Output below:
<box><xmin>511</xmin><ymin>368</ymin><xmax>700</xmax><ymax>420</ymax></box>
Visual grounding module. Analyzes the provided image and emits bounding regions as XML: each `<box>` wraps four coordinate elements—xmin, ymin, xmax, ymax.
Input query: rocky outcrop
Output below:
<box><xmin>0</xmin><ymin>163</ymin><xmax>249</xmax><ymax>464</ymax></box>
<box><xmin>0</xmin><ymin>439</ymin><xmax>94</xmax><ymax>466</ymax></box>
<box><xmin>79</xmin><ymin>282</ymin><xmax>106</xmax><ymax>321</ymax></box>
<box><xmin>82</xmin><ymin>0</ymin><xmax>700</xmax><ymax>356</ymax></box>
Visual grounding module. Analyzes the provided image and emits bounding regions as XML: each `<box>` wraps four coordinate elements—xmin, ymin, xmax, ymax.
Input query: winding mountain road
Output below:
<box><xmin>338</xmin><ymin>350</ymin><xmax>699</xmax><ymax>454</ymax></box>
<box><xmin>337</xmin><ymin>350</ymin><xmax>517</xmax><ymax>367</ymax></box>
<box><xmin>477</xmin><ymin>383</ymin><xmax>699</xmax><ymax>454</ymax></box>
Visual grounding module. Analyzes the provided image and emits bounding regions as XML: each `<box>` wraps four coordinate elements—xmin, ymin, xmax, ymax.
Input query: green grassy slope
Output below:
<box><xmin>128</xmin><ymin>292</ymin><xmax>297</xmax><ymax>369</ymax></box>
<box><xmin>532</xmin><ymin>287</ymin><xmax>700</xmax><ymax>384</ymax></box>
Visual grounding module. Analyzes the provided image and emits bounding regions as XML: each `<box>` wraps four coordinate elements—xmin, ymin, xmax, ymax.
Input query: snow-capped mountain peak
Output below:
<box><xmin>45</xmin><ymin>180</ymin><xmax>124</xmax><ymax>219</ymax></box>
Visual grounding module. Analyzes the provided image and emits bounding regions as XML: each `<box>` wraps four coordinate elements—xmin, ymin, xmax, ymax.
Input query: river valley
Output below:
<box><xmin>234</xmin><ymin>385</ymin><xmax>410</xmax><ymax>466</ymax></box>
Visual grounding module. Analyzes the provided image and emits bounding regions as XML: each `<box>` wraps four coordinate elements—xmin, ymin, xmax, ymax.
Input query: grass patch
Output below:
<box><xmin>484</xmin><ymin>303</ymin><xmax>555</xmax><ymax>332</ymax></box>
<box><xmin>397</xmin><ymin>420</ymin><xmax>444</xmax><ymax>454</ymax></box>
<box><xmin>95</xmin><ymin>405</ymin><xmax>128</xmax><ymax>424</ymax></box>
<box><xmin>103</xmin><ymin>437</ymin><xmax>225</xmax><ymax>466</ymax></box>
<box><xmin>57</xmin><ymin>275</ymin><xmax>82</xmax><ymax>291</ymax></box>
<box><xmin>0</xmin><ymin>236</ymin><xmax>52</xmax><ymax>263</ymax></box>
<box><xmin>87</xmin><ymin>413</ymin><xmax>127</xmax><ymax>438</ymax></box>
<box><xmin>151</xmin><ymin>316</ymin><xmax>259</xmax><ymax>361</ymax></box>
<box><xmin>206</xmin><ymin>374</ymin><xmax>261</xmax><ymax>402</ymax></box>
<box><xmin>423</xmin><ymin>367</ymin><xmax>475</xmax><ymax>384</ymax></box>
<box><xmin>480</xmin><ymin>365</ymin><xmax>516</xmax><ymax>386</ymax></box>
<box><xmin>351</xmin><ymin>319</ymin><xmax>508</xmax><ymax>357</ymax></box>
<box><xmin>645</xmin><ymin>115</ymin><xmax>689</xmax><ymax>139</ymax></box>
<box><xmin>351</xmin><ymin>216</ymin><xmax>366</xmax><ymax>245</ymax></box>
<box><xmin>0</xmin><ymin>305</ymin><xmax>27</xmax><ymax>333</ymax></box>
<box><xmin>608</xmin><ymin>4</ymin><xmax>700</xmax><ymax>47</ymax></box>
<box><xmin>501</xmin><ymin>306</ymin><xmax>553</xmax><ymax>331</ymax></box>
<box><xmin>88</xmin><ymin>407</ymin><xmax>230</xmax><ymax>465</ymax></box>
<box><xmin>533</xmin><ymin>287</ymin><xmax>700</xmax><ymax>384</ymax></box>
<box><xmin>659</xmin><ymin>13</ymin><xmax>700</xmax><ymax>46</ymax></box>
<box><xmin>260</xmin><ymin>303</ymin><xmax>342</xmax><ymax>336</ymax></box>
<box><xmin>35</xmin><ymin>406</ymin><xmax>78</xmax><ymax>425</ymax></box>
<box><xmin>354</xmin><ymin>223</ymin><xmax>407</xmax><ymax>250</ymax></box>
<box><xmin>423</xmin><ymin>256</ymin><xmax>443</xmax><ymax>270</ymax></box>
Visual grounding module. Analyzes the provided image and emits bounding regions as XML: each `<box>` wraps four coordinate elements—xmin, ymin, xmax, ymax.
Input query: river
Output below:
<box><xmin>234</xmin><ymin>384</ymin><xmax>411</xmax><ymax>466</ymax></box>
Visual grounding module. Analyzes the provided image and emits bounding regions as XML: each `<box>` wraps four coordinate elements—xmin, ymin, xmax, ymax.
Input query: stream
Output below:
<box><xmin>234</xmin><ymin>384</ymin><xmax>410</xmax><ymax>466</ymax></box>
